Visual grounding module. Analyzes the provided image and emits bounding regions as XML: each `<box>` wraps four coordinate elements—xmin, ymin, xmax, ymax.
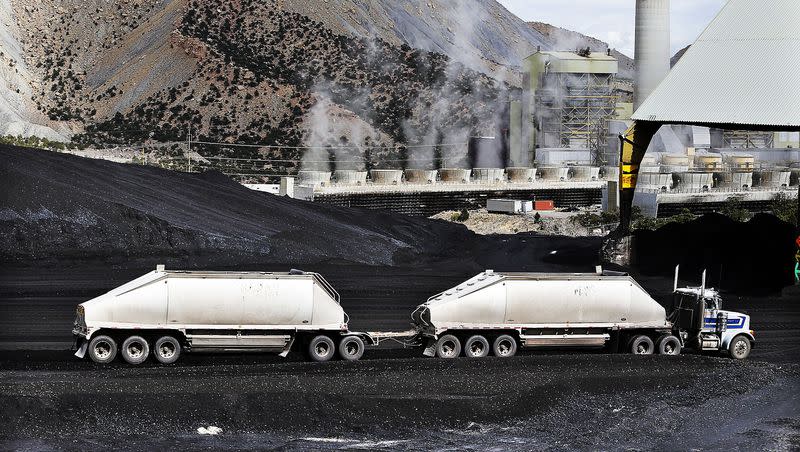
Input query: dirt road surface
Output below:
<box><xmin>2</xmin><ymin>262</ymin><xmax>798</xmax><ymax>451</ymax></box>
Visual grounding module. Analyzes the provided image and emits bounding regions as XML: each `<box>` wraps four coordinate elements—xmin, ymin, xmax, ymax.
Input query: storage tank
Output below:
<box><xmin>370</xmin><ymin>169</ymin><xmax>404</xmax><ymax>185</ymax></box>
<box><xmin>637</xmin><ymin>172</ymin><xmax>673</xmax><ymax>191</ymax></box>
<box><xmin>439</xmin><ymin>168</ymin><xmax>471</xmax><ymax>184</ymax></box>
<box><xmin>298</xmin><ymin>170</ymin><xmax>332</xmax><ymax>187</ymax></box>
<box><xmin>472</xmin><ymin>168</ymin><xmax>505</xmax><ymax>183</ymax></box>
<box><xmin>569</xmin><ymin>166</ymin><xmax>600</xmax><ymax>181</ymax></box>
<box><xmin>694</xmin><ymin>154</ymin><xmax>723</xmax><ymax>171</ymax></box>
<box><xmin>715</xmin><ymin>171</ymin><xmax>753</xmax><ymax>190</ymax></box>
<box><xmin>537</xmin><ymin>166</ymin><xmax>569</xmax><ymax>181</ymax></box>
<box><xmin>724</xmin><ymin>154</ymin><xmax>755</xmax><ymax>171</ymax></box>
<box><xmin>404</xmin><ymin>169</ymin><xmax>438</xmax><ymax>184</ymax></box>
<box><xmin>753</xmin><ymin>169</ymin><xmax>791</xmax><ymax>188</ymax></box>
<box><xmin>333</xmin><ymin>170</ymin><xmax>368</xmax><ymax>185</ymax></box>
<box><xmin>660</xmin><ymin>154</ymin><xmax>690</xmax><ymax>173</ymax></box>
<box><xmin>601</xmin><ymin>166</ymin><xmax>620</xmax><ymax>180</ymax></box>
<box><xmin>506</xmin><ymin>167</ymin><xmax>536</xmax><ymax>183</ymax></box>
<box><xmin>673</xmin><ymin>172</ymin><xmax>714</xmax><ymax>191</ymax></box>
<box><xmin>634</xmin><ymin>0</ymin><xmax>670</xmax><ymax>109</ymax></box>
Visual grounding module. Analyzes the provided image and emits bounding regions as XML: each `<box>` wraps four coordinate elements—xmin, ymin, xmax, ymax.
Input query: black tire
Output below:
<box><xmin>338</xmin><ymin>336</ymin><xmax>365</xmax><ymax>361</ymax></box>
<box><xmin>656</xmin><ymin>335</ymin><xmax>681</xmax><ymax>355</ymax></box>
<box><xmin>308</xmin><ymin>335</ymin><xmax>335</xmax><ymax>362</ymax></box>
<box><xmin>435</xmin><ymin>334</ymin><xmax>461</xmax><ymax>359</ymax></box>
<box><xmin>630</xmin><ymin>335</ymin><xmax>654</xmax><ymax>355</ymax></box>
<box><xmin>493</xmin><ymin>334</ymin><xmax>517</xmax><ymax>358</ymax></box>
<box><xmin>728</xmin><ymin>335</ymin><xmax>751</xmax><ymax>360</ymax></box>
<box><xmin>464</xmin><ymin>335</ymin><xmax>490</xmax><ymax>358</ymax></box>
<box><xmin>88</xmin><ymin>335</ymin><xmax>117</xmax><ymax>364</ymax></box>
<box><xmin>121</xmin><ymin>335</ymin><xmax>150</xmax><ymax>365</ymax></box>
<box><xmin>153</xmin><ymin>336</ymin><xmax>181</xmax><ymax>364</ymax></box>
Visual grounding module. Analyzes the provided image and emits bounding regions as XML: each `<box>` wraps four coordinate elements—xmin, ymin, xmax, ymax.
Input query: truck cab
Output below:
<box><xmin>669</xmin><ymin>286</ymin><xmax>755</xmax><ymax>359</ymax></box>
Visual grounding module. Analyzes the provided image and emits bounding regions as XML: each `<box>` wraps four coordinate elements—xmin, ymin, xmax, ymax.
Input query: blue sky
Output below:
<box><xmin>497</xmin><ymin>0</ymin><xmax>727</xmax><ymax>57</ymax></box>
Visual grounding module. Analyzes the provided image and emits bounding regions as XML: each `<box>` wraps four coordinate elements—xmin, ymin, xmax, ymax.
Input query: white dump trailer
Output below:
<box><xmin>73</xmin><ymin>266</ymin><xmax>367</xmax><ymax>364</ymax></box>
<box><xmin>411</xmin><ymin>269</ymin><xmax>754</xmax><ymax>360</ymax></box>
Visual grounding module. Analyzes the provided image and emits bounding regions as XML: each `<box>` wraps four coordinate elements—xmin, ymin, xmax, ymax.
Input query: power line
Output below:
<box><xmin>189</xmin><ymin>139</ymin><xmax>468</xmax><ymax>150</ymax></box>
<box><xmin>194</xmin><ymin>155</ymin><xmax>460</xmax><ymax>163</ymax></box>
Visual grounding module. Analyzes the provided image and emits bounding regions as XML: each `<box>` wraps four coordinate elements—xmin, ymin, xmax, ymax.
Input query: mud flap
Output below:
<box><xmin>422</xmin><ymin>339</ymin><xmax>436</xmax><ymax>357</ymax></box>
<box><xmin>278</xmin><ymin>336</ymin><xmax>295</xmax><ymax>358</ymax></box>
<box><xmin>74</xmin><ymin>340</ymin><xmax>88</xmax><ymax>359</ymax></box>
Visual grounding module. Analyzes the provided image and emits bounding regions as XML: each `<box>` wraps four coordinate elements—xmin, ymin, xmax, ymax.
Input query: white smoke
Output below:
<box><xmin>301</xmin><ymin>1</ymin><xmax>516</xmax><ymax>171</ymax></box>
<box><xmin>302</xmin><ymin>88</ymin><xmax>384</xmax><ymax>172</ymax></box>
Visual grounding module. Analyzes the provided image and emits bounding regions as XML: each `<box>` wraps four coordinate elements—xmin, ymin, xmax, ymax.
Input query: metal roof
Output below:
<box><xmin>632</xmin><ymin>0</ymin><xmax>800</xmax><ymax>128</ymax></box>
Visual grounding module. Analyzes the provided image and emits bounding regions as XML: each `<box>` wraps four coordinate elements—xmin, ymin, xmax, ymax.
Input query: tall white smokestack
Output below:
<box><xmin>634</xmin><ymin>0</ymin><xmax>670</xmax><ymax>109</ymax></box>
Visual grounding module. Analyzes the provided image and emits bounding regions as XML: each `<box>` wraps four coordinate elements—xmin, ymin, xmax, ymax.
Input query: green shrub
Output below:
<box><xmin>721</xmin><ymin>197</ymin><xmax>751</xmax><ymax>222</ymax></box>
<box><xmin>771</xmin><ymin>192</ymin><xmax>798</xmax><ymax>226</ymax></box>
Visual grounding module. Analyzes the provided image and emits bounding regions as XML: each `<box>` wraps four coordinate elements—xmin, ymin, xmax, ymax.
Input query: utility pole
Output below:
<box><xmin>187</xmin><ymin>124</ymin><xmax>192</xmax><ymax>173</ymax></box>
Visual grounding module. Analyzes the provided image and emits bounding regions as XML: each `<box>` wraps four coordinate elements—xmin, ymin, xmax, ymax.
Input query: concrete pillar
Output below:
<box><xmin>603</xmin><ymin>180</ymin><xmax>620</xmax><ymax>212</ymax></box>
<box><xmin>279</xmin><ymin>177</ymin><xmax>295</xmax><ymax>198</ymax></box>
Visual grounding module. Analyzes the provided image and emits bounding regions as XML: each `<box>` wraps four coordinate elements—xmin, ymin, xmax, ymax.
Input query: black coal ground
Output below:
<box><xmin>2</xmin><ymin>263</ymin><xmax>799</xmax><ymax>451</ymax></box>
<box><xmin>2</xmin><ymin>145</ymin><xmax>800</xmax><ymax>450</ymax></box>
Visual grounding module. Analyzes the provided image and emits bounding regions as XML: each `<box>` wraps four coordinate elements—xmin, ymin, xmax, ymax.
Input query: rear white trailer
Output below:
<box><xmin>412</xmin><ymin>269</ymin><xmax>754</xmax><ymax>359</ymax></box>
<box><xmin>73</xmin><ymin>266</ymin><xmax>366</xmax><ymax>364</ymax></box>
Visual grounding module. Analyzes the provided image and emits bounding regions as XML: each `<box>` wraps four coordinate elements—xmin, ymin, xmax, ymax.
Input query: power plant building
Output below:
<box><xmin>521</xmin><ymin>51</ymin><xmax>619</xmax><ymax>166</ymax></box>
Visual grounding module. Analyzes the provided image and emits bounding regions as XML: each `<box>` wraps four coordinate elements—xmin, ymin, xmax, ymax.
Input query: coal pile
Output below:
<box><xmin>0</xmin><ymin>145</ymin><xmax>477</xmax><ymax>266</ymax></box>
<box><xmin>633</xmin><ymin>213</ymin><xmax>797</xmax><ymax>294</ymax></box>
<box><xmin>0</xmin><ymin>145</ymin><xmax>600</xmax><ymax>274</ymax></box>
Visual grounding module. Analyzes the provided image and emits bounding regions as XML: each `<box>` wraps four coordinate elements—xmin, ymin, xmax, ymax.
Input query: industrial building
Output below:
<box><xmin>617</xmin><ymin>0</ymin><xmax>799</xmax><ymax>226</ymax></box>
<box><xmin>239</xmin><ymin>0</ymin><xmax>798</xmax><ymax>221</ymax></box>
<box><xmin>522</xmin><ymin>50</ymin><xmax>619</xmax><ymax>165</ymax></box>
<box><xmin>248</xmin><ymin>168</ymin><xmax>605</xmax><ymax>217</ymax></box>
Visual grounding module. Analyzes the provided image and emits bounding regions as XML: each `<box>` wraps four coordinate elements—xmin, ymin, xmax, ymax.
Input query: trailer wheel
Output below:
<box><xmin>88</xmin><ymin>335</ymin><xmax>117</xmax><ymax>364</ymax></box>
<box><xmin>493</xmin><ymin>335</ymin><xmax>517</xmax><ymax>358</ymax></box>
<box><xmin>728</xmin><ymin>335</ymin><xmax>751</xmax><ymax>360</ymax></box>
<box><xmin>656</xmin><ymin>335</ymin><xmax>681</xmax><ymax>355</ymax></box>
<box><xmin>308</xmin><ymin>335</ymin><xmax>335</xmax><ymax>362</ymax></box>
<box><xmin>153</xmin><ymin>336</ymin><xmax>181</xmax><ymax>364</ymax></box>
<box><xmin>630</xmin><ymin>335</ymin><xmax>654</xmax><ymax>355</ymax></box>
<box><xmin>464</xmin><ymin>335</ymin><xmax>489</xmax><ymax>358</ymax></box>
<box><xmin>436</xmin><ymin>334</ymin><xmax>461</xmax><ymax>359</ymax></box>
<box><xmin>121</xmin><ymin>335</ymin><xmax>150</xmax><ymax>365</ymax></box>
<box><xmin>338</xmin><ymin>336</ymin><xmax>365</xmax><ymax>361</ymax></box>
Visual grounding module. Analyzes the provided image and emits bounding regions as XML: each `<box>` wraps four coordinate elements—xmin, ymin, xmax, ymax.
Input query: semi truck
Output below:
<box><xmin>73</xmin><ymin>265</ymin><xmax>754</xmax><ymax>364</ymax></box>
<box><xmin>412</xmin><ymin>268</ymin><xmax>754</xmax><ymax>360</ymax></box>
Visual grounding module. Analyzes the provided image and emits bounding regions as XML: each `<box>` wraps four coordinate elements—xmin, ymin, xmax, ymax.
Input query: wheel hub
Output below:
<box><xmin>128</xmin><ymin>343</ymin><xmax>143</xmax><ymax>358</ymax></box>
<box><xmin>160</xmin><ymin>344</ymin><xmax>175</xmax><ymax>358</ymax></box>
<box><xmin>95</xmin><ymin>342</ymin><xmax>110</xmax><ymax>358</ymax></box>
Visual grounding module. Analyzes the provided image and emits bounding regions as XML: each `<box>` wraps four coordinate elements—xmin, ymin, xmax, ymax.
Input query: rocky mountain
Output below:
<box><xmin>1</xmin><ymin>1</ymin><xmax>629</xmax><ymax>178</ymax></box>
<box><xmin>1</xmin><ymin>0</ymin><xmax>556</xmax><ymax>174</ymax></box>
<box><xmin>528</xmin><ymin>21</ymin><xmax>634</xmax><ymax>81</ymax></box>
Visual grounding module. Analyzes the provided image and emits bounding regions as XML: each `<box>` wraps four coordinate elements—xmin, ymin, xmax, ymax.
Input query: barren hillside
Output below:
<box><xmin>0</xmin><ymin>0</ymin><xmax>559</xmax><ymax>176</ymax></box>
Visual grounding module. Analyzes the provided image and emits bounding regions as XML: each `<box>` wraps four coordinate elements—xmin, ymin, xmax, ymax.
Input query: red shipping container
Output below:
<box><xmin>534</xmin><ymin>200</ymin><xmax>554</xmax><ymax>211</ymax></box>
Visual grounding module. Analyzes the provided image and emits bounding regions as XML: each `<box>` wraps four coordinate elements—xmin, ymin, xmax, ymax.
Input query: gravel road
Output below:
<box><xmin>1</xmin><ymin>262</ymin><xmax>798</xmax><ymax>451</ymax></box>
